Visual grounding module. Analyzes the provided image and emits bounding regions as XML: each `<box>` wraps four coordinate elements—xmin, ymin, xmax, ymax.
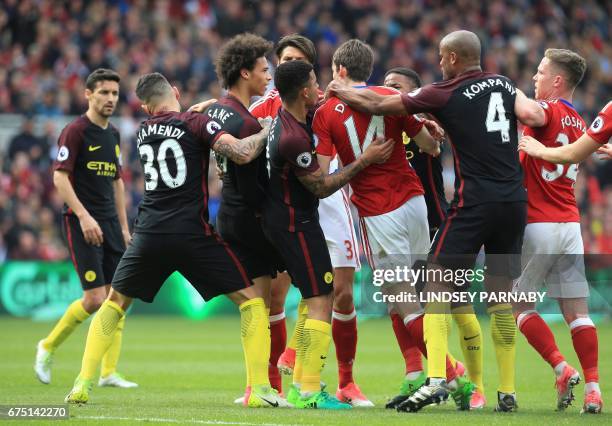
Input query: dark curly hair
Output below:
<box><xmin>215</xmin><ymin>33</ymin><xmax>273</xmax><ymax>89</ymax></box>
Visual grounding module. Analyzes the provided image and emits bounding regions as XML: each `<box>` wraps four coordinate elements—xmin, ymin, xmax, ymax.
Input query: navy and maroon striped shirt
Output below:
<box><xmin>133</xmin><ymin>111</ymin><xmax>225</xmax><ymax>234</ymax></box>
<box><xmin>264</xmin><ymin>108</ymin><xmax>320</xmax><ymax>232</ymax></box>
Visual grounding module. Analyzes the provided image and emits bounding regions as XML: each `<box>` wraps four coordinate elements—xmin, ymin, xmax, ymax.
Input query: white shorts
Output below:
<box><xmin>358</xmin><ymin>195</ymin><xmax>430</xmax><ymax>282</ymax></box>
<box><xmin>318</xmin><ymin>188</ymin><xmax>360</xmax><ymax>270</ymax></box>
<box><xmin>513</xmin><ymin>222</ymin><xmax>588</xmax><ymax>299</ymax></box>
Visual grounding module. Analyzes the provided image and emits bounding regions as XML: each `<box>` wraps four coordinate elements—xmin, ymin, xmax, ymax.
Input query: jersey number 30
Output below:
<box><xmin>139</xmin><ymin>138</ymin><xmax>187</xmax><ymax>190</ymax></box>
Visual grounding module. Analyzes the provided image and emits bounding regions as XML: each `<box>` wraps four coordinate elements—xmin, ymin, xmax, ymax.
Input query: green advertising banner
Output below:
<box><xmin>0</xmin><ymin>261</ymin><xmax>609</xmax><ymax>321</ymax></box>
<box><xmin>0</xmin><ymin>262</ymin><xmax>301</xmax><ymax>320</ymax></box>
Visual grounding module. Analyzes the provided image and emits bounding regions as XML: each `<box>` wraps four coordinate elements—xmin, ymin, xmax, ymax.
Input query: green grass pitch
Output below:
<box><xmin>1</xmin><ymin>315</ymin><xmax>609</xmax><ymax>425</ymax></box>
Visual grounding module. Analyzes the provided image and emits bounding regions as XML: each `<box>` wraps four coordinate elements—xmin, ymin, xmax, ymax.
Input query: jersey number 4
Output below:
<box><xmin>486</xmin><ymin>92</ymin><xmax>510</xmax><ymax>143</ymax></box>
<box><xmin>344</xmin><ymin>115</ymin><xmax>385</xmax><ymax>157</ymax></box>
<box><xmin>139</xmin><ymin>138</ymin><xmax>187</xmax><ymax>190</ymax></box>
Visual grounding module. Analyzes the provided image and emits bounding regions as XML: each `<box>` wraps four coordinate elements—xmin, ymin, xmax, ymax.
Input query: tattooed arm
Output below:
<box><xmin>212</xmin><ymin>125</ymin><xmax>270</xmax><ymax>165</ymax></box>
<box><xmin>297</xmin><ymin>137</ymin><xmax>394</xmax><ymax>198</ymax></box>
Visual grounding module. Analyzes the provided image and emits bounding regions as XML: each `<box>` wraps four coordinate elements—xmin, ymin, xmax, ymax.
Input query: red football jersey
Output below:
<box><xmin>522</xmin><ymin>99</ymin><xmax>586</xmax><ymax>223</ymax></box>
<box><xmin>313</xmin><ymin>86</ymin><xmax>425</xmax><ymax>217</ymax></box>
<box><xmin>249</xmin><ymin>88</ymin><xmax>282</xmax><ymax>119</ymax></box>
<box><xmin>250</xmin><ymin>88</ymin><xmax>337</xmax><ymax>158</ymax></box>
<box><xmin>586</xmin><ymin>101</ymin><xmax>612</xmax><ymax>145</ymax></box>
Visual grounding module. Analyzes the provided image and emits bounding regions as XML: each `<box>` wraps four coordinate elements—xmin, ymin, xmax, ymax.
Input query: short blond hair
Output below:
<box><xmin>545</xmin><ymin>48</ymin><xmax>586</xmax><ymax>89</ymax></box>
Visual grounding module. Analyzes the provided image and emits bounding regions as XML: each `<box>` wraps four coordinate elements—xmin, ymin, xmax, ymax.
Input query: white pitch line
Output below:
<box><xmin>76</xmin><ymin>415</ymin><xmax>311</xmax><ymax>426</ymax></box>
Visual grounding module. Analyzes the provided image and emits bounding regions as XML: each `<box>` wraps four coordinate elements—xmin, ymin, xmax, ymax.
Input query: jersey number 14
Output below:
<box><xmin>344</xmin><ymin>115</ymin><xmax>385</xmax><ymax>157</ymax></box>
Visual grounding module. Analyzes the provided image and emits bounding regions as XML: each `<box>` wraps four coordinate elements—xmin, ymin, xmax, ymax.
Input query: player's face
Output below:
<box><xmin>279</xmin><ymin>46</ymin><xmax>310</xmax><ymax>64</ymax></box>
<box><xmin>533</xmin><ymin>57</ymin><xmax>555</xmax><ymax>100</ymax></box>
<box><xmin>86</xmin><ymin>80</ymin><xmax>119</xmax><ymax>118</ymax></box>
<box><xmin>384</xmin><ymin>73</ymin><xmax>417</xmax><ymax>94</ymax></box>
<box><xmin>439</xmin><ymin>46</ymin><xmax>454</xmax><ymax>80</ymax></box>
<box><xmin>248</xmin><ymin>57</ymin><xmax>272</xmax><ymax>97</ymax></box>
<box><xmin>303</xmin><ymin>71</ymin><xmax>319</xmax><ymax>108</ymax></box>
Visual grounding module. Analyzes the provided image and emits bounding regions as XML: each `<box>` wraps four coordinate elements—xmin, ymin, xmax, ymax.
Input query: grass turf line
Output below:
<box><xmin>1</xmin><ymin>316</ymin><xmax>609</xmax><ymax>425</ymax></box>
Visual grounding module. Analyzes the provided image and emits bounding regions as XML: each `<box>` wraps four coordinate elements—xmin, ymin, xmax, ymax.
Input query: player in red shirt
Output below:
<box><xmin>513</xmin><ymin>49</ymin><xmax>602</xmax><ymax>414</ymax></box>
<box><xmin>314</xmin><ymin>39</ymin><xmax>476</xmax><ymax>411</ymax></box>
<box><xmin>519</xmin><ymin>100</ymin><xmax>612</xmax><ymax>162</ymax></box>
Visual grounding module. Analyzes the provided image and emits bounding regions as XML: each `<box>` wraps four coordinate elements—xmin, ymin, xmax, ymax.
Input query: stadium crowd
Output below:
<box><xmin>0</xmin><ymin>0</ymin><xmax>610</xmax><ymax>260</ymax></box>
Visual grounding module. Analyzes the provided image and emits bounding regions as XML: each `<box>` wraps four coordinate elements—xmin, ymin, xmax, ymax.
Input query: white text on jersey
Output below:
<box><xmin>462</xmin><ymin>78</ymin><xmax>516</xmax><ymax>100</ymax></box>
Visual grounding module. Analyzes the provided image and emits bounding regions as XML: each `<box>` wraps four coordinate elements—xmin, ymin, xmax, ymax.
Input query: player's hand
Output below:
<box><xmin>324</xmin><ymin>80</ymin><xmax>347</xmax><ymax>101</ymax></box>
<box><xmin>423</xmin><ymin>119</ymin><xmax>445</xmax><ymax>141</ymax></box>
<box><xmin>121</xmin><ymin>228</ymin><xmax>132</xmax><ymax>247</ymax></box>
<box><xmin>187</xmin><ymin>98</ymin><xmax>218</xmax><ymax>113</ymax></box>
<box><xmin>596</xmin><ymin>143</ymin><xmax>612</xmax><ymax>160</ymax></box>
<box><xmin>362</xmin><ymin>136</ymin><xmax>395</xmax><ymax>165</ymax></box>
<box><xmin>78</xmin><ymin>213</ymin><xmax>104</xmax><ymax>246</ymax></box>
<box><xmin>421</xmin><ymin>140</ymin><xmax>441</xmax><ymax>157</ymax></box>
<box><xmin>257</xmin><ymin>116</ymin><xmax>273</xmax><ymax>130</ymax></box>
<box><xmin>518</xmin><ymin>135</ymin><xmax>545</xmax><ymax>159</ymax></box>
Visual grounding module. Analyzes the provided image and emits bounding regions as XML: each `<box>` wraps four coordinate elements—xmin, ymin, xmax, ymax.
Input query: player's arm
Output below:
<box><xmin>298</xmin><ymin>137</ymin><xmax>394</xmax><ymax>198</ymax></box>
<box><xmin>514</xmin><ymin>89</ymin><xmax>547</xmax><ymax>128</ymax></box>
<box><xmin>212</xmin><ymin>122</ymin><xmax>270</xmax><ymax>165</ymax></box>
<box><xmin>326</xmin><ymin>80</ymin><xmax>406</xmax><ymax>115</ymax></box>
<box><xmin>317</xmin><ymin>154</ymin><xmax>332</xmax><ymax>174</ymax></box>
<box><xmin>412</xmin><ymin>126</ymin><xmax>441</xmax><ymax>156</ymax></box>
<box><xmin>187</xmin><ymin>98</ymin><xmax>218</xmax><ymax>113</ymax></box>
<box><xmin>518</xmin><ymin>134</ymin><xmax>603</xmax><ymax>164</ymax></box>
<box><xmin>113</xmin><ymin>178</ymin><xmax>131</xmax><ymax>246</ymax></box>
<box><xmin>53</xmin><ymin>170</ymin><xmax>103</xmax><ymax>246</ymax></box>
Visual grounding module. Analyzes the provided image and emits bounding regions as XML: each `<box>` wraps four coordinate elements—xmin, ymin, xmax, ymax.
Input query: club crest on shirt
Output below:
<box><xmin>296</xmin><ymin>152</ymin><xmax>312</xmax><ymax>168</ymax></box>
<box><xmin>537</xmin><ymin>101</ymin><xmax>549</xmax><ymax>109</ymax></box>
<box><xmin>206</xmin><ymin>120</ymin><xmax>221</xmax><ymax>135</ymax></box>
<box><xmin>57</xmin><ymin>146</ymin><xmax>69</xmax><ymax>161</ymax></box>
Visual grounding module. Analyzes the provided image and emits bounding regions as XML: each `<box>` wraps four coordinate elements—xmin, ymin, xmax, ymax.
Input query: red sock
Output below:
<box><xmin>404</xmin><ymin>314</ymin><xmax>456</xmax><ymax>382</ymax></box>
<box><xmin>517</xmin><ymin>311</ymin><xmax>565</xmax><ymax>369</ymax></box>
<box><xmin>570</xmin><ymin>319</ymin><xmax>599</xmax><ymax>384</ymax></box>
<box><xmin>269</xmin><ymin>312</ymin><xmax>287</xmax><ymax>393</ymax></box>
<box><xmin>332</xmin><ymin>309</ymin><xmax>358</xmax><ymax>388</ymax></box>
<box><xmin>390</xmin><ymin>313</ymin><xmax>423</xmax><ymax>373</ymax></box>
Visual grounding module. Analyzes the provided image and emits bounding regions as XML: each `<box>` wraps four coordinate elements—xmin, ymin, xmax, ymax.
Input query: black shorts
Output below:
<box><xmin>216</xmin><ymin>212</ymin><xmax>284</xmax><ymax>280</ymax></box>
<box><xmin>111</xmin><ymin>232</ymin><xmax>251</xmax><ymax>303</ymax></box>
<box><xmin>63</xmin><ymin>214</ymin><xmax>126</xmax><ymax>290</ymax></box>
<box><xmin>263</xmin><ymin>223</ymin><xmax>333</xmax><ymax>299</ymax></box>
<box><xmin>429</xmin><ymin>201</ymin><xmax>526</xmax><ymax>278</ymax></box>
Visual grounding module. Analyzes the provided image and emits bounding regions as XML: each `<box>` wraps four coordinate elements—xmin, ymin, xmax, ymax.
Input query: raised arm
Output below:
<box><xmin>298</xmin><ymin>136</ymin><xmax>394</xmax><ymax>198</ymax></box>
<box><xmin>518</xmin><ymin>134</ymin><xmax>603</xmax><ymax>164</ymax></box>
<box><xmin>514</xmin><ymin>89</ymin><xmax>547</xmax><ymax>128</ymax></box>
<box><xmin>212</xmin><ymin>125</ymin><xmax>269</xmax><ymax>165</ymax></box>
<box><xmin>326</xmin><ymin>80</ymin><xmax>407</xmax><ymax>115</ymax></box>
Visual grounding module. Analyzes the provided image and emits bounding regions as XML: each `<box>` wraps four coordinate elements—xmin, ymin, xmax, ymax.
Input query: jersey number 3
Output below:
<box><xmin>139</xmin><ymin>138</ymin><xmax>187</xmax><ymax>190</ymax></box>
<box><xmin>541</xmin><ymin>133</ymin><xmax>578</xmax><ymax>182</ymax></box>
